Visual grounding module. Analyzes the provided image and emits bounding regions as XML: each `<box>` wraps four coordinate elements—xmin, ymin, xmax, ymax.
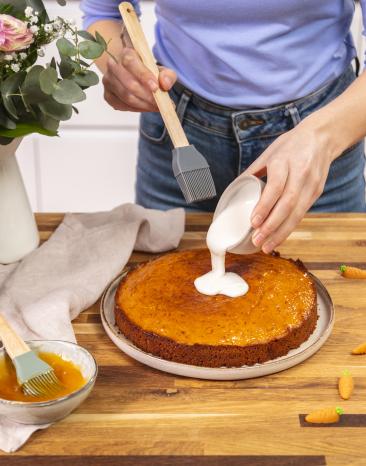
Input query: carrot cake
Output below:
<box><xmin>114</xmin><ymin>249</ymin><xmax>317</xmax><ymax>367</ymax></box>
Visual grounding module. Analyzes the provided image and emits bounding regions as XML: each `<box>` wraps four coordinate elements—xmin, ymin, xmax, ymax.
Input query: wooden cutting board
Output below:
<box><xmin>1</xmin><ymin>212</ymin><xmax>366</xmax><ymax>466</ymax></box>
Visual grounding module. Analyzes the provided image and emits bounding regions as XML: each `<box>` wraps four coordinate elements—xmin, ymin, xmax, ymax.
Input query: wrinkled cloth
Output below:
<box><xmin>0</xmin><ymin>204</ymin><xmax>185</xmax><ymax>452</ymax></box>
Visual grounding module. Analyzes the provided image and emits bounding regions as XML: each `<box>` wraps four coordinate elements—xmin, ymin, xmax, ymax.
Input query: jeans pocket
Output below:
<box><xmin>139</xmin><ymin>89</ymin><xmax>191</xmax><ymax>145</ymax></box>
<box><xmin>140</xmin><ymin>111</ymin><xmax>168</xmax><ymax>144</ymax></box>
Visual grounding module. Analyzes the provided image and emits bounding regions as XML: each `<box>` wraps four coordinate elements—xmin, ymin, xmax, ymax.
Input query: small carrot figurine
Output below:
<box><xmin>351</xmin><ymin>342</ymin><xmax>366</xmax><ymax>355</ymax></box>
<box><xmin>340</xmin><ymin>265</ymin><xmax>366</xmax><ymax>279</ymax></box>
<box><xmin>338</xmin><ymin>370</ymin><xmax>354</xmax><ymax>400</ymax></box>
<box><xmin>305</xmin><ymin>407</ymin><xmax>343</xmax><ymax>424</ymax></box>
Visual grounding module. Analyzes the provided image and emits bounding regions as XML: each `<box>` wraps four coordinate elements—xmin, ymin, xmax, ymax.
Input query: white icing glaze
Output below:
<box><xmin>194</xmin><ymin>191</ymin><xmax>256</xmax><ymax>298</ymax></box>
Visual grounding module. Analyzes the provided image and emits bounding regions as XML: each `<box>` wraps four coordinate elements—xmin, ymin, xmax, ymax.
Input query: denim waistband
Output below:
<box><xmin>172</xmin><ymin>65</ymin><xmax>355</xmax><ymax>118</ymax></box>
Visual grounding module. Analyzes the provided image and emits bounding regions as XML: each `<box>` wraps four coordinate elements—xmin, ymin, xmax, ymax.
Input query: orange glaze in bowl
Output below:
<box><xmin>0</xmin><ymin>352</ymin><xmax>86</xmax><ymax>402</ymax></box>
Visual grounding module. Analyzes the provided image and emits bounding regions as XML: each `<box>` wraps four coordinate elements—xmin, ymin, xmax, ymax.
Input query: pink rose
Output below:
<box><xmin>0</xmin><ymin>14</ymin><xmax>34</xmax><ymax>53</ymax></box>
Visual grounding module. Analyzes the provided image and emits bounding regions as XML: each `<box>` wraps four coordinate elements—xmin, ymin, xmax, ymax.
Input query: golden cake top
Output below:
<box><xmin>115</xmin><ymin>249</ymin><xmax>317</xmax><ymax>346</ymax></box>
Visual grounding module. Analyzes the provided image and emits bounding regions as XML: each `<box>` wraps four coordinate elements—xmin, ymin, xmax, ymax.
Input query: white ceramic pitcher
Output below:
<box><xmin>0</xmin><ymin>138</ymin><xmax>40</xmax><ymax>264</ymax></box>
<box><xmin>213</xmin><ymin>175</ymin><xmax>265</xmax><ymax>255</ymax></box>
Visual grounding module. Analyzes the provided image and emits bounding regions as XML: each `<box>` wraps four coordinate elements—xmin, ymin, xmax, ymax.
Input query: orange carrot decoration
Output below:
<box><xmin>338</xmin><ymin>370</ymin><xmax>354</xmax><ymax>400</ymax></box>
<box><xmin>305</xmin><ymin>407</ymin><xmax>343</xmax><ymax>424</ymax></box>
<box><xmin>340</xmin><ymin>265</ymin><xmax>366</xmax><ymax>279</ymax></box>
<box><xmin>351</xmin><ymin>342</ymin><xmax>366</xmax><ymax>355</ymax></box>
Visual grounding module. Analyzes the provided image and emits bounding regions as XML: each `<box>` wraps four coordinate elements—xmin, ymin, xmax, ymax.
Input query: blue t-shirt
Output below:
<box><xmin>80</xmin><ymin>0</ymin><xmax>366</xmax><ymax>108</ymax></box>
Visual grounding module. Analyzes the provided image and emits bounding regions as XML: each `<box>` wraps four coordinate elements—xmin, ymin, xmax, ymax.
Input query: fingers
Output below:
<box><xmin>107</xmin><ymin>57</ymin><xmax>157</xmax><ymax>109</ymax></box>
<box><xmin>242</xmin><ymin>157</ymin><xmax>267</xmax><ymax>179</ymax></box>
<box><xmin>104</xmin><ymin>88</ymin><xmax>156</xmax><ymax>112</ymax></box>
<box><xmin>103</xmin><ymin>50</ymin><xmax>177</xmax><ymax>112</ymax></box>
<box><xmin>252</xmin><ymin>170</ymin><xmax>325</xmax><ymax>253</ymax></box>
<box><xmin>104</xmin><ymin>89</ymin><xmax>136</xmax><ymax>112</ymax></box>
<box><xmin>120</xmin><ymin>48</ymin><xmax>158</xmax><ymax>91</ymax></box>
<box><xmin>252</xmin><ymin>172</ymin><xmax>306</xmax><ymax>251</ymax></box>
<box><xmin>158</xmin><ymin>66</ymin><xmax>177</xmax><ymax>91</ymax></box>
<box><xmin>260</xmin><ymin>203</ymin><xmax>307</xmax><ymax>254</ymax></box>
<box><xmin>251</xmin><ymin>159</ymin><xmax>288</xmax><ymax>228</ymax></box>
<box><xmin>103</xmin><ymin>70</ymin><xmax>157</xmax><ymax>112</ymax></box>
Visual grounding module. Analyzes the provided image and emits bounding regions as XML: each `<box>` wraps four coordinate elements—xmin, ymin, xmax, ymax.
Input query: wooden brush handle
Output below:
<box><xmin>0</xmin><ymin>314</ymin><xmax>30</xmax><ymax>359</ymax></box>
<box><xmin>119</xmin><ymin>2</ymin><xmax>189</xmax><ymax>148</ymax></box>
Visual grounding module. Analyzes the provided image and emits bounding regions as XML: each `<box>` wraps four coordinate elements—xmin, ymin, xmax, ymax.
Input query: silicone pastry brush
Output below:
<box><xmin>119</xmin><ymin>2</ymin><xmax>216</xmax><ymax>204</ymax></box>
<box><xmin>0</xmin><ymin>314</ymin><xmax>63</xmax><ymax>397</ymax></box>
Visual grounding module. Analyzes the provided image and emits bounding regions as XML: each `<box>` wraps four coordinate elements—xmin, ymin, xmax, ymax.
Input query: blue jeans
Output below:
<box><xmin>136</xmin><ymin>66</ymin><xmax>366</xmax><ymax>212</ymax></box>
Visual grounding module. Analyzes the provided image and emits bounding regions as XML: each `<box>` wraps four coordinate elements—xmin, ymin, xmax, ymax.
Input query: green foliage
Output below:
<box><xmin>56</xmin><ymin>38</ymin><xmax>77</xmax><ymax>57</ymax></box>
<box><xmin>0</xmin><ymin>4</ymin><xmax>14</xmax><ymax>14</ymax></box>
<box><xmin>52</xmin><ymin>79</ymin><xmax>86</xmax><ymax>104</ymax></box>
<box><xmin>0</xmin><ymin>122</ymin><xmax>58</xmax><ymax>138</ymax></box>
<box><xmin>79</xmin><ymin>40</ymin><xmax>105</xmax><ymax>60</ymax></box>
<box><xmin>39</xmin><ymin>67</ymin><xmax>58</xmax><ymax>95</ymax></box>
<box><xmin>76</xmin><ymin>30</ymin><xmax>96</xmax><ymax>42</ymax></box>
<box><xmin>1</xmin><ymin>72</ymin><xmax>27</xmax><ymax>119</ymax></box>
<box><xmin>0</xmin><ymin>1</ymin><xmax>114</xmax><ymax>143</ymax></box>
<box><xmin>21</xmin><ymin>65</ymin><xmax>49</xmax><ymax>104</ymax></box>
<box><xmin>0</xmin><ymin>105</ymin><xmax>16</xmax><ymax>129</ymax></box>
<box><xmin>95</xmin><ymin>31</ymin><xmax>107</xmax><ymax>49</ymax></box>
<box><xmin>12</xmin><ymin>0</ymin><xmax>48</xmax><ymax>21</ymax></box>
<box><xmin>39</xmin><ymin>99</ymin><xmax>72</xmax><ymax>121</ymax></box>
<box><xmin>73</xmin><ymin>70</ymin><xmax>99</xmax><ymax>87</ymax></box>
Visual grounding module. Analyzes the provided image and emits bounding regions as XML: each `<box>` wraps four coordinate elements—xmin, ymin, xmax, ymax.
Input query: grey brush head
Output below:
<box><xmin>13</xmin><ymin>351</ymin><xmax>64</xmax><ymax>397</ymax></box>
<box><xmin>13</xmin><ymin>351</ymin><xmax>52</xmax><ymax>385</ymax></box>
<box><xmin>172</xmin><ymin>145</ymin><xmax>216</xmax><ymax>204</ymax></box>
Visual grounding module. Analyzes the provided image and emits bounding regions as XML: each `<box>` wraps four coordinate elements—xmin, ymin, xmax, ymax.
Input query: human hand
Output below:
<box><xmin>242</xmin><ymin>121</ymin><xmax>335</xmax><ymax>253</ymax></box>
<box><xmin>102</xmin><ymin>48</ymin><xmax>177</xmax><ymax>112</ymax></box>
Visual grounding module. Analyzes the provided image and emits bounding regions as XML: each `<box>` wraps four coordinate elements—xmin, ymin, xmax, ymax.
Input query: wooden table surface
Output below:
<box><xmin>1</xmin><ymin>213</ymin><xmax>366</xmax><ymax>466</ymax></box>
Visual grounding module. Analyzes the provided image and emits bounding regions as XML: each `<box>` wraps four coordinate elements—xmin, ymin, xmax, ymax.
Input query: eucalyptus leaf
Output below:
<box><xmin>39</xmin><ymin>67</ymin><xmax>58</xmax><ymax>95</ymax></box>
<box><xmin>39</xmin><ymin>99</ymin><xmax>73</xmax><ymax>121</ymax></box>
<box><xmin>1</xmin><ymin>72</ymin><xmax>26</xmax><ymax>120</ymax></box>
<box><xmin>57</xmin><ymin>38</ymin><xmax>77</xmax><ymax>57</ymax></box>
<box><xmin>52</xmin><ymin>80</ymin><xmax>86</xmax><ymax>105</ymax></box>
<box><xmin>59</xmin><ymin>55</ymin><xmax>81</xmax><ymax>74</ymax></box>
<box><xmin>0</xmin><ymin>122</ymin><xmax>57</xmax><ymax>139</ymax></box>
<box><xmin>0</xmin><ymin>104</ymin><xmax>16</xmax><ymax>130</ymax></box>
<box><xmin>58</xmin><ymin>56</ymin><xmax>74</xmax><ymax>79</ymax></box>
<box><xmin>77</xmin><ymin>30</ymin><xmax>96</xmax><ymax>42</ymax></box>
<box><xmin>0</xmin><ymin>117</ymin><xmax>16</xmax><ymax>130</ymax></box>
<box><xmin>22</xmin><ymin>65</ymin><xmax>48</xmax><ymax>105</ymax></box>
<box><xmin>79</xmin><ymin>41</ymin><xmax>104</xmax><ymax>60</ymax></box>
<box><xmin>95</xmin><ymin>31</ymin><xmax>107</xmax><ymax>49</ymax></box>
<box><xmin>73</xmin><ymin>71</ymin><xmax>99</xmax><ymax>87</ymax></box>
<box><xmin>39</xmin><ymin>112</ymin><xmax>61</xmax><ymax>132</ymax></box>
<box><xmin>11</xmin><ymin>0</ymin><xmax>48</xmax><ymax>20</ymax></box>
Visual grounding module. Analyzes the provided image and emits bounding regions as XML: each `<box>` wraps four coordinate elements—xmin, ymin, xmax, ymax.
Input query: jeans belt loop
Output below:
<box><xmin>176</xmin><ymin>87</ymin><xmax>192</xmax><ymax>123</ymax></box>
<box><xmin>285</xmin><ymin>103</ymin><xmax>301</xmax><ymax>127</ymax></box>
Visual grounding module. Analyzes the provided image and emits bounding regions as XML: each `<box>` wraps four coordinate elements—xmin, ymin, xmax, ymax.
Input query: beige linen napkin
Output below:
<box><xmin>0</xmin><ymin>203</ymin><xmax>185</xmax><ymax>452</ymax></box>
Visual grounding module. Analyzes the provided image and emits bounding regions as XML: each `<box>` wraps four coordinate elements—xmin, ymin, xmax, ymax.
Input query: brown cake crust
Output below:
<box><xmin>114</xmin><ymin>249</ymin><xmax>318</xmax><ymax>368</ymax></box>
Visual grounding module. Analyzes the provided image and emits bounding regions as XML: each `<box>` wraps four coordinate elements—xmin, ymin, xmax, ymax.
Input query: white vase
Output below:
<box><xmin>0</xmin><ymin>138</ymin><xmax>40</xmax><ymax>264</ymax></box>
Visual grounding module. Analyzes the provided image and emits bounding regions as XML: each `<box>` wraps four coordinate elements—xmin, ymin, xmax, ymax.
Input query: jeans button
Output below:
<box><xmin>239</xmin><ymin>120</ymin><xmax>250</xmax><ymax>130</ymax></box>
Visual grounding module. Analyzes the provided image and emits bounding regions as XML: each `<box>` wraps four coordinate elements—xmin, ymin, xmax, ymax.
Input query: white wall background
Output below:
<box><xmin>16</xmin><ymin>1</ymin><xmax>365</xmax><ymax>212</ymax></box>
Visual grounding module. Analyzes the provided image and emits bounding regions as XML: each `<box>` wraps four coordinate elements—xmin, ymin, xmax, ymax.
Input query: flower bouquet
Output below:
<box><xmin>0</xmin><ymin>0</ymin><xmax>112</xmax><ymax>144</ymax></box>
<box><xmin>0</xmin><ymin>0</ymin><xmax>112</xmax><ymax>264</ymax></box>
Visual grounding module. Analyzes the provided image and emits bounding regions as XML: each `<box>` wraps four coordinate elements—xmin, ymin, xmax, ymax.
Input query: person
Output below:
<box><xmin>80</xmin><ymin>0</ymin><xmax>366</xmax><ymax>254</ymax></box>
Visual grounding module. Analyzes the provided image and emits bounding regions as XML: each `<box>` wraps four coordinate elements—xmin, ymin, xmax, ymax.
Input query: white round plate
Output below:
<box><xmin>100</xmin><ymin>270</ymin><xmax>335</xmax><ymax>380</ymax></box>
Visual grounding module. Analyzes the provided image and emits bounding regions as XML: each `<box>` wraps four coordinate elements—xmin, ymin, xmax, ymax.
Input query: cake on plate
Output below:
<box><xmin>114</xmin><ymin>249</ymin><xmax>318</xmax><ymax>367</ymax></box>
